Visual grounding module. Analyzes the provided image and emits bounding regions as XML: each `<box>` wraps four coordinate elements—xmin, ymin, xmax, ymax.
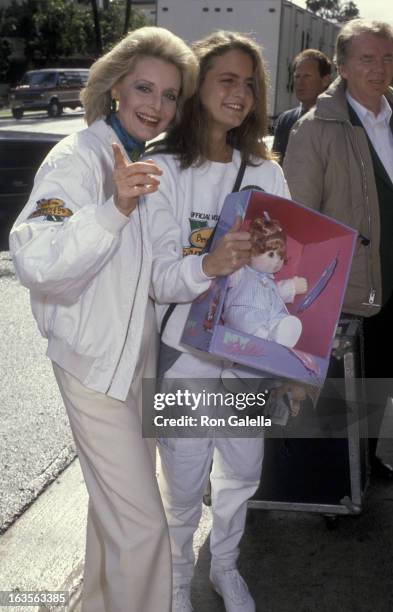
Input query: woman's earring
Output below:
<box><xmin>111</xmin><ymin>98</ymin><xmax>118</xmax><ymax>112</ymax></box>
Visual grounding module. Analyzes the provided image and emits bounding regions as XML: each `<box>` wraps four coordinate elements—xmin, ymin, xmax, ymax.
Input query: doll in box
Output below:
<box><xmin>224</xmin><ymin>215</ymin><xmax>308</xmax><ymax>348</ymax></box>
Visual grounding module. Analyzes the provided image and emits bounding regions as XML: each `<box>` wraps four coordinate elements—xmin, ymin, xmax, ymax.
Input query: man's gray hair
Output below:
<box><xmin>336</xmin><ymin>19</ymin><xmax>393</xmax><ymax>67</ymax></box>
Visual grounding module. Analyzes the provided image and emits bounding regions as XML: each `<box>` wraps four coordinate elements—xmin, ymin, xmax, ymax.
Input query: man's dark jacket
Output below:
<box><xmin>272</xmin><ymin>106</ymin><xmax>303</xmax><ymax>163</ymax></box>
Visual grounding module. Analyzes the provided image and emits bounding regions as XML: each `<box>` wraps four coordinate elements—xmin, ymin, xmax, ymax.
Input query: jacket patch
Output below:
<box><xmin>29</xmin><ymin>198</ymin><xmax>73</xmax><ymax>222</ymax></box>
<box><xmin>183</xmin><ymin>219</ymin><xmax>214</xmax><ymax>257</ymax></box>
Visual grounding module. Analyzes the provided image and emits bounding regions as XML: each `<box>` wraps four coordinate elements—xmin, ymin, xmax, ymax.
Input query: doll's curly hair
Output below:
<box><xmin>250</xmin><ymin>217</ymin><xmax>288</xmax><ymax>262</ymax></box>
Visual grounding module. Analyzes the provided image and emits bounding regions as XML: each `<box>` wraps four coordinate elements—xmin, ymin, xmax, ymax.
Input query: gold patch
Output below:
<box><xmin>29</xmin><ymin>198</ymin><xmax>73</xmax><ymax>220</ymax></box>
<box><xmin>189</xmin><ymin>227</ymin><xmax>213</xmax><ymax>249</ymax></box>
<box><xmin>183</xmin><ymin>246</ymin><xmax>203</xmax><ymax>257</ymax></box>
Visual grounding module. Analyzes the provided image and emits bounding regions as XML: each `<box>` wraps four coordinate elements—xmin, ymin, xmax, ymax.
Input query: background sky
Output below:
<box><xmin>295</xmin><ymin>0</ymin><xmax>393</xmax><ymax>27</ymax></box>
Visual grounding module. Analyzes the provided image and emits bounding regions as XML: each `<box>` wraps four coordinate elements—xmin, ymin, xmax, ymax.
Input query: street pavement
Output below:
<box><xmin>0</xmin><ymin>252</ymin><xmax>75</xmax><ymax>533</ymax></box>
<box><xmin>71</xmin><ymin>447</ymin><xmax>393</xmax><ymax>612</ymax></box>
<box><xmin>0</xmin><ymin>110</ymin><xmax>85</xmax><ymax>136</ymax></box>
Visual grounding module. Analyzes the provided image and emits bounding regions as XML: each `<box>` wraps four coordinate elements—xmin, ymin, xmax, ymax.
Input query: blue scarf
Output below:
<box><xmin>106</xmin><ymin>112</ymin><xmax>145</xmax><ymax>162</ymax></box>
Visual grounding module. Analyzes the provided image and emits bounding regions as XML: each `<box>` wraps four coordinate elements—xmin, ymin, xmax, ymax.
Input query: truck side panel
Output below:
<box><xmin>157</xmin><ymin>0</ymin><xmax>282</xmax><ymax>115</ymax></box>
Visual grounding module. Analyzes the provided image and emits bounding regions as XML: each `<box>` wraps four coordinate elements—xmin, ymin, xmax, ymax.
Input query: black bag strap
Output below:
<box><xmin>160</xmin><ymin>160</ymin><xmax>247</xmax><ymax>337</ymax></box>
<box><xmin>232</xmin><ymin>159</ymin><xmax>247</xmax><ymax>193</ymax></box>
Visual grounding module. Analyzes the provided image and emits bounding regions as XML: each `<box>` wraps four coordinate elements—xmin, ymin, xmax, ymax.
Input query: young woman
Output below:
<box><xmin>9</xmin><ymin>27</ymin><xmax>197</xmax><ymax>612</ymax></box>
<box><xmin>146</xmin><ymin>31</ymin><xmax>290</xmax><ymax>612</ymax></box>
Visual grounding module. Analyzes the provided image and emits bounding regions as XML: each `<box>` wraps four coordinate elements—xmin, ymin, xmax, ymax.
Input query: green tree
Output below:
<box><xmin>99</xmin><ymin>0</ymin><xmax>146</xmax><ymax>52</ymax></box>
<box><xmin>0</xmin><ymin>38</ymin><xmax>12</xmax><ymax>80</ymax></box>
<box><xmin>89</xmin><ymin>0</ymin><xmax>102</xmax><ymax>55</ymax></box>
<box><xmin>306</xmin><ymin>0</ymin><xmax>360</xmax><ymax>22</ymax></box>
<box><xmin>1</xmin><ymin>0</ymin><xmax>148</xmax><ymax>68</ymax></box>
<box><xmin>339</xmin><ymin>1</ymin><xmax>360</xmax><ymax>22</ymax></box>
<box><xmin>31</xmin><ymin>0</ymin><xmax>92</xmax><ymax>60</ymax></box>
<box><xmin>86</xmin><ymin>0</ymin><xmax>147</xmax><ymax>55</ymax></box>
<box><xmin>3</xmin><ymin>0</ymin><xmax>93</xmax><ymax>63</ymax></box>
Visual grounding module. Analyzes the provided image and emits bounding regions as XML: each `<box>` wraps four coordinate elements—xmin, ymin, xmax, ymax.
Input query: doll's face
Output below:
<box><xmin>251</xmin><ymin>249</ymin><xmax>284</xmax><ymax>274</ymax></box>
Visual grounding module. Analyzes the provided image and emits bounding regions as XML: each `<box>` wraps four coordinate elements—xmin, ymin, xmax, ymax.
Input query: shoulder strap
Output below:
<box><xmin>159</xmin><ymin>303</ymin><xmax>177</xmax><ymax>337</ymax></box>
<box><xmin>160</xmin><ymin>159</ymin><xmax>247</xmax><ymax>337</ymax></box>
<box><xmin>232</xmin><ymin>159</ymin><xmax>247</xmax><ymax>193</ymax></box>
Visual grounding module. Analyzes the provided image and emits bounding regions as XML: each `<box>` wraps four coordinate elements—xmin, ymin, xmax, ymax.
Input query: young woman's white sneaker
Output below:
<box><xmin>210</xmin><ymin>567</ymin><xmax>256</xmax><ymax>611</ymax></box>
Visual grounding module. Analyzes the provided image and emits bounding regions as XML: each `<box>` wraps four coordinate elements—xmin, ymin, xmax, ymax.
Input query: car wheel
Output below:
<box><xmin>12</xmin><ymin>108</ymin><xmax>24</xmax><ymax>120</ymax></box>
<box><xmin>48</xmin><ymin>100</ymin><xmax>62</xmax><ymax>118</ymax></box>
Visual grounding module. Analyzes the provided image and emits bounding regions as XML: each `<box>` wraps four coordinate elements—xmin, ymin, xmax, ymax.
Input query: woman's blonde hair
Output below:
<box><xmin>152</xmin><ymin>30</ymin><xmax>274</xmax><ymax>166</ymax></box>
<box><xmin>80</xmin><ymin>26</ymin><xmax>198</xmax><ymax>125</ymax></box>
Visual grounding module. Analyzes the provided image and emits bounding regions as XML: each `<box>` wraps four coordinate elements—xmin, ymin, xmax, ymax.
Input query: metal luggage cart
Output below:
<box><xmin>248</xmin><ymin>317</ymin><xmax>369</xmax><ymax>528</ymax></box>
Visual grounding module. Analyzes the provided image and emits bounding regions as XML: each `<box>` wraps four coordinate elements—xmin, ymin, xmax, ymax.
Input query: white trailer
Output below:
<box><xmin>156</xmin><ymin>0</ymin><xmax>339</xmax><ymax>117</ymax></box>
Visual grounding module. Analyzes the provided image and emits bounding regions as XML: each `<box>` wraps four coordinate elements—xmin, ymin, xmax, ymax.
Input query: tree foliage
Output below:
<box><xmin>33</xmin><ymin>0</ymin><xmax>93</xmax><ymax>60</ymax></box>
<box><xmin>306</xmin><ymin>0</ymin><xmax>360</xmax><ymax>23</ymax></box>
<box><xmin>0</xmin><ymin>38</ymin><xmax>12</xmax><ymax>80</ymax></box>
<box><xmin>99</xmin><ymin>0</ymin><xmax>146</xmax><ymax>52</ymax></box>
<box><xmin>1</xmin><ymin>0</ymin><xmax>148</xmax><ymax>69</ymax></box>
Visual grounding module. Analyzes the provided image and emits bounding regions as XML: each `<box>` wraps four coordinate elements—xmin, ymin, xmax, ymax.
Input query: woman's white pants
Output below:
<box><xmin>157</xmin><ymin>353</ymin><xmax>264</xmax><ymax>587</ymax></box>
<box><xmin>53</xmin><ymin>362</ymin><xmax>172</xmax><ymax>612</ymax></box>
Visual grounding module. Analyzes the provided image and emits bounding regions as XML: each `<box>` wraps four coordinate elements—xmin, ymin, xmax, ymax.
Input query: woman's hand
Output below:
<box><xmin>202</xmin><ymin>216</ymin><xmax>251</xmax><ymax>277</ymax></box>
<box><xmin>112</xmin><ymin>143</ymin><xmax>163</xmax><ymax>216</ymax></box>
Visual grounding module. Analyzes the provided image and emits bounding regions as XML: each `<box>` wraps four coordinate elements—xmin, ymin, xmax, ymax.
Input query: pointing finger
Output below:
<box><xmin>112</xmin><ymin>143</ymin><xmax>128</xmax><ymax>169</ymax></box>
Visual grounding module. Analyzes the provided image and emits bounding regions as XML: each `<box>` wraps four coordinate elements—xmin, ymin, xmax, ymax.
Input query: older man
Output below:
<box><xmin>284</xmin><ymin>19</ymin><xmax>393</xmax><ymax>479</ymax></box>
<box><xmin>272</xmin><ymin>49</ymin><xmax>332</xmax><ymax>162</ymax></box>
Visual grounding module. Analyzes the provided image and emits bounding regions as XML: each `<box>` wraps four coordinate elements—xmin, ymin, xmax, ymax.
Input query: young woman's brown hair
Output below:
<box><xmin>152</xmin><ymin>30</ymin><xmax>275</xmax><ymax>167</ymax></box>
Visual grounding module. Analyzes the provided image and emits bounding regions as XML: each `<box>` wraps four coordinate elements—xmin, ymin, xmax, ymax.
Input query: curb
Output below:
<box><xmin>0</xmin><ymin>460</ymin><xmax>88</xmax><ymax>612</ymax></box>
<box><xmin>0</xmin><ymin>445</ymin><xmax>77</xmax><ymax>536</ymax></box>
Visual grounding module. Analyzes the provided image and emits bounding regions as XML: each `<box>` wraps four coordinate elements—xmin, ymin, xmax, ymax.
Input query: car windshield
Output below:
<box><xmin>20</xmin><ymin>72</ymin><xmax>57</xmax><ymax>87</ymax></box>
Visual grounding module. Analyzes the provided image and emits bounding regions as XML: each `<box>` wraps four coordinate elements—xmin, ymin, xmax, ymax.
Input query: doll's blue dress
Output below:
<box><xmin>224</xmin><ymin>265</ymin><xmax>290</xmax><ymax>338</ymax></box>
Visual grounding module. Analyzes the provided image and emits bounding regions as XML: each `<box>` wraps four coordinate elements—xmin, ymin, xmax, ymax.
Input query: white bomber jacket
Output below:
<box><xmin>10</xmin><ymin>119</ymin><xmax>152</xmax><ymax>401</ymax></box>
<box><xmin>10</xmin><ymin>120</ymin><xmax>215</xmax><ymax>399</ymax></box>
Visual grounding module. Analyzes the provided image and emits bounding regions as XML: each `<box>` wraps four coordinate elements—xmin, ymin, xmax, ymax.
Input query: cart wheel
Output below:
<box><xmin>324</xmin><ymin>515</ymin><xmax>339</xmax><ymax>530</ymax></box>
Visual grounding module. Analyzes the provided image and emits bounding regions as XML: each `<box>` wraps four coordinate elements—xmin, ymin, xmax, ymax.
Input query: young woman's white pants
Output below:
<box><xmin>157</xmin><ymin>353</ymin><xmax>264</xmax><ymax>587</ymax></box>
<box><xmin>52</xmin><ymin>309</ymin><xmax>171</xmax><ymax>612</ymax></box>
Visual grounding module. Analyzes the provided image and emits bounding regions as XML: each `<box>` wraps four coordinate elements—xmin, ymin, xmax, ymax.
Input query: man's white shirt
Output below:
<box><xmin>347</xmin><ymin>91</ymin><xmax>393</xmax><ymax>185</ymax></box>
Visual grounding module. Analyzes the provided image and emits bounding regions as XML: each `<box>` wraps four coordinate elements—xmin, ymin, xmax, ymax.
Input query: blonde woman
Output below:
<box><xmin>10</xmin><ymin>27</ymin><xmax>197</xmax><ymax>612</ymax></box>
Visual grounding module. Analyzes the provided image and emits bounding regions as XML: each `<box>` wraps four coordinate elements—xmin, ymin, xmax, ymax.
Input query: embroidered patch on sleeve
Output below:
<box><xmin>28</xmin><ymin>198</ymin><xmax>73</xmax><ymax>222</ymax></box>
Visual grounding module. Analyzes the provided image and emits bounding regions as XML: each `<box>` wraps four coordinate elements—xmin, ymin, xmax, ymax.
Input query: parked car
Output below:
<box><xmin>0</xmin><ymin>130</ymin><xmax>63</xmax><ymax>249</ymax></box>
<box><xmin>9</xmin><ymin>68</ymin><xmax>89</xmax><ymax>119</ymax></box>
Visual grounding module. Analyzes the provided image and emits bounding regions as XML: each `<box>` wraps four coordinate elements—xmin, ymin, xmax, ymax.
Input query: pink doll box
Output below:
<box><xmin>181</xmin><ymin>189</ymin><xmax>358</xmax><ymax>387</ymax></box>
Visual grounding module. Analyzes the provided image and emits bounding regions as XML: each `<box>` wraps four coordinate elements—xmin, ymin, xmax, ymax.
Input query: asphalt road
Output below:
<box><xmin>0</xmin><ymin>252</ymin><xmax>75</xmax><ymax>533</ymax></box>
<box><xmin>0</xmin><ymin>110</ymin><xmax>86</xmax><ymax>135</ymax></box>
